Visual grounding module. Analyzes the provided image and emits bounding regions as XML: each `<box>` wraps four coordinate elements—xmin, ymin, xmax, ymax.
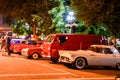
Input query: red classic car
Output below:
<box><xmin>13</xmin><ymin>40</ymin><xmax>42</xmax><ymax>55</ymax></box>
<box><xmin>21</xmin><ymin>47</ymin><xmax>44</xmax><ymax>59</ymax></box>
<box><xmin>10</xmin><ymin>38</ymin><xmax>23</xmax><ymax>53</ymax></box>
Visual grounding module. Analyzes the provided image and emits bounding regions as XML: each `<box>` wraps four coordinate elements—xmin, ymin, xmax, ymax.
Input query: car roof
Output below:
<box><xmin>90</xmin><ymin>45</ymin><xmax>115</xmax><ymax>49</ymax></box>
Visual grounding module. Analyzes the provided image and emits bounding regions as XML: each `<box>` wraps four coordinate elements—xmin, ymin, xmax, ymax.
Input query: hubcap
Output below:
<box><xmin>75</xmin><ymin>58</ymin><xmax>85</xmax><ymax>69</ymax></box>
<box><xmin>33</xmin><ymin>53</ymin><xmax>38</xmax><ymax>59</ymax></box>
<box><xmin>77</xmin><ymin>59</ymin><xmax>84</xmax><ymax>67</ymax></box>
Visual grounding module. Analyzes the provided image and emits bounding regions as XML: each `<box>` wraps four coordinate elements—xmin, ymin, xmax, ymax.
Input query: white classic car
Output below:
<box><xmin>59</xmin><ymin>45</ymin><xmax>120</xmax><ymax>69</ymax></box>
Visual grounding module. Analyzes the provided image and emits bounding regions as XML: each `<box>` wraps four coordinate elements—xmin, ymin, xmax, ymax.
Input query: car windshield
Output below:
<box><xmin>88</xmin><ymin>45</ymin><xmax>120</xmax><ymax>54</ymax></box>
<box><xmin>45</xmin><ymin>36</ymin><xmax>54</xmax><ymax>43</ymax></box>
<box><xmin>88</xmin><ymin>46</ymin><xmax>98</xmax><ymax>52</ymax></box>
<box><xmin>28</xmin><ymin>40</ymin><xmax>37</xmax><ymax>45</ymax></box>
<box><xmin>111</xmin><ymin>48</ymin><xmax>119</xmax><ymax>54</ymax></box>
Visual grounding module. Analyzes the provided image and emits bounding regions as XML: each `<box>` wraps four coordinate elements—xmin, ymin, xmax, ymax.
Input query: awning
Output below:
<box><xmin>0</xmin><ymin>27</ymin><xmax>11</xmax><ymax>31</ymax></box>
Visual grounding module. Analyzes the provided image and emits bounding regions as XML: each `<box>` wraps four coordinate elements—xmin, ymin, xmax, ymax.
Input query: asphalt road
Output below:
<box><xmin>0</xmin><ymin>52</ymin><xmax>120</xmax><ymax>80</ymax></box>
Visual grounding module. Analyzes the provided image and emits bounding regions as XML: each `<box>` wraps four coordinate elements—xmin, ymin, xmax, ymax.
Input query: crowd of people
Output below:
<box><xmin>0</xmin><ymin>32</ymin><xmax>11</xmax><ymax>56</ymax></box>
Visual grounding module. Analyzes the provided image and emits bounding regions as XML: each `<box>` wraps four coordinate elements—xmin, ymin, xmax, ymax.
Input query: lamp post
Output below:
<box><xmin>66</xmin><ymin>11</ymin><xmax>75</xmax><ymax>24</ymax></box>
<box><xmin>65</xmin><ymin>11</ymin><xmax>77</xmax><ymax>33</ymax></box>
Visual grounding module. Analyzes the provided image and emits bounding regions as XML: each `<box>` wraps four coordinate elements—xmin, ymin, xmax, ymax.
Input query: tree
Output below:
<box><xmin>71</xmin><ymin>0</ymin><xmax>120</xmax><ymax>46</ymax></box>
<box><xmin>12</xmin><ymin>20</ymin><xmax>32</xmax><ymax>36</ymax></box>
<box><xmin>49</xmin><ymin>0</ymin><xmax>70</xmax><ymax>33</ymax></box>
<box><xmin>0</xmin><ymin>0</ymin><xmax>59</xmax><ymax>39</ymax></box>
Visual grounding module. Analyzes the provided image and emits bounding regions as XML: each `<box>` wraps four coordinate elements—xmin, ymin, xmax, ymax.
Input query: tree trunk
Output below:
<box><xmin>113</xmin><ymin>35</ymin><xmax>117</xmax><ymax>47</ymax></box>
<box><xmin>32</xmin><ymin>21</ymin><xmax>38</xmax><ymax>41</ymax></box>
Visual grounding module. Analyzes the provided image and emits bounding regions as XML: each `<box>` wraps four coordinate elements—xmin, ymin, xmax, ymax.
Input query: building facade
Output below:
<box><xmin>0</xmin><ymin>15</ymin><xmax>11</xmax><ymax>31</ymax></box>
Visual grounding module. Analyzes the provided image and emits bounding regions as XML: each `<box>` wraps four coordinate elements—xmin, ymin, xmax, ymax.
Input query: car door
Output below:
<box><xmin>86</xmin><ymin>47</ymin><xmax>102</xmax><ymax>65</ymax></box>
<box><xmin>98</xmin><ymin>48</ymin><xmax>116</xmax><ymax>66</ymax></box>
<box><xmin>115</xmin><ymin>53</ymin><xmax>120</xmax><ymax>63</ymax></box>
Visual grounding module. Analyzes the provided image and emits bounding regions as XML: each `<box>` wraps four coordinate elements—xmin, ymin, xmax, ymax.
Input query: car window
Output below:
<box><xmin>111</xmin><ymin>48</ymin><xmax>119</xmax><ymax>54</ymax></box>
<box><xmin>21</xmin><ymin>41</ymin><xmax>27</xmax><ymax>44</ymax></box>
<box><xmin>45</xmin><ymin>36</ymin><xmax>54</xmax><ymax>43</ymax></box>
<box><xmin>88</xmin><ymin>46</ymin><xmax>101</xmax><ymax>53</ymax></box>
<box><xmin>59</xmin><ymin>36</ymin><xmax>67</xmax><ymax>44</ymax></box>
<box><xmin>102</xmin><ymin>48</ymin><xmax>113</xmax><ymax>54</ymax></box>
<box><xmin>95</xmin><ymin>47</ymin><xmax>102</xmax><ymax>53</ymax></box>
<box><xmin>28</xmin><ymin>41</ymin><xmax>33</xmax><ymax>44</ymax></box>
<box><xmin>88</xmin><ymin>46</ymin><xmax>96</xmax><ymax>52</ymax></box>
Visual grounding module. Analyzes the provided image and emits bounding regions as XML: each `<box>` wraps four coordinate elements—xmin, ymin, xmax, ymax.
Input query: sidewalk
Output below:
<box><xmin>0</xmin><ymin>51</ymin><xmax>8</xmax><ymax>56</ymax></box>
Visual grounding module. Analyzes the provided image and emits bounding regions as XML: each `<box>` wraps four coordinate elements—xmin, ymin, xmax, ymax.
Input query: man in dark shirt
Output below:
<box><xmin>6</xmin><ymin>34</ymin><xmax>11</xmax><ymax>55</ymax></box>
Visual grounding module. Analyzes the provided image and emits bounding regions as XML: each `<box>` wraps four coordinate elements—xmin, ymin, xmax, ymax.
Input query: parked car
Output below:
<box><xmin>21</xmin><ymin>40</ymin><xmax>47</xmax><ymax>59</ymax></box>
<box><xmin>10</xmin><ymin>38</ymin><xmax>24</xmax><ymax>53</ymax></box>
<box><xmin>21</xmin><ymin>46</ymin><xmax>43</xmax><ymax>59</ymax></box>
<box><xmin>39</xmin><ymin>34</ymin><xmax>106</xmax><ymax>63</ymax></box>
<box><xmin>13</xmin><ymin>40</ymin><xmax>42</xmax><ymax>55</ymax></box>
<box><xmin>59</xmin><ymin>45</ymin><xmax>120</xmax><ymax>69</ymax></box>
<box><xmin>21</xmin><ymin>34</ymin><xmax>106</xmax><ymax>60</ymax></box>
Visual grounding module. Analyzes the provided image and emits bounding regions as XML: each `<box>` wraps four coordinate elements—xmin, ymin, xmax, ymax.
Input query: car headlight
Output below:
<box><xmin>22</xmin><ymin>48</ymin><xmax>29</xmax><ymax>53</ymax></box>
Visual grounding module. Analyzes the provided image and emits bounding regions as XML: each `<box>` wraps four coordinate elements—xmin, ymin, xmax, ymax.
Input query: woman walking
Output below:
<box><xmin>0</xmin><ymin>36</ymin><xmax>6</xmax><ymax>52</ymax></box>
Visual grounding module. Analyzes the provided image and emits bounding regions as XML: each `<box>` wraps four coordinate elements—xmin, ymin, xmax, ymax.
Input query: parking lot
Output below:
<box><xmin>0</xmin><ymin>52</ymin><xmax>119</xmax><ymax>80</ymax></box>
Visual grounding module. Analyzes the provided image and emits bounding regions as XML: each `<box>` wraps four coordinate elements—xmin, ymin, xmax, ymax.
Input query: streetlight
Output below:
<box><xmin>66</xmin><ymin>11</ymin><xmax>75</xmax><ymax>24</ymax></box>
<box><xmin>65</xmin><ymin>11</ymin><xmax>77</xmax><ymax>33</ymax></box>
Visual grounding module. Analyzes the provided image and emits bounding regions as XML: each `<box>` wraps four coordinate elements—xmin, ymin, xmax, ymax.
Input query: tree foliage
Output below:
<box><xmin>71</xmin><ymin>0</ymin><xmax>120</xmax><ymax>36</ymax></box>
<box><xmin>71</xmin><ymin>0</ymin><xmax>120</xmax><ymax>46</ymax></box>
<box><xmin>12</xmin><ymin>20</ymin><xmax>32</xmax><ymax>35</ymax></box>
<box><xmin>49</xmin><ymin>0</ymin><xmax>86</xmax><ymax>34</ymax></box>
<box><xmin>0</xmin><ymin>0</ymin><xmax>59</xmax><ymax>36</ymax></box>
<box><xmin>49</xmin><ymin>0</ymin><xmax>70</xmax><ymax>33</ymax></box>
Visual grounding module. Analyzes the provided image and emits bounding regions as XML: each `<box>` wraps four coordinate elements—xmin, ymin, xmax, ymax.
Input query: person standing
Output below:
<box><xmin>6</xmin><ymin>34</ymin><xmax>11</xmax><ymax>55</ymax></box>
<box><xmin>0</xmin><ymin>36</ymin><xmax>6</xmax><ymax>52</ymax></box>
<box><xmin>0</xmin><ymin>36</ymin><xmax>3</xmax><ymax>51</ymax></box>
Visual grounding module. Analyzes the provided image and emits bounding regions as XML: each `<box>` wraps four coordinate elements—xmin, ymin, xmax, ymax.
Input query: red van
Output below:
<box><xmin>40</xmin><ymin>34</ymin><xmax>106</xmax><ymax>62</ymax></box>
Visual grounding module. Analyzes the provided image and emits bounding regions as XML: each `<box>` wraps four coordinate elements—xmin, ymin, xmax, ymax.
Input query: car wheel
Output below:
<box><xmin>31</xmin><ymin>53</ymin><xmax>39</xmax><ymax>59</ymax></box>
<box><xmin>117</xmin><ymin>63</ymin><xmax>120</xmax><ymax>70</ymax></box>
<box><xmin>74</xmin><ymin>57</ymin><xmax>86</xmax><ymax>69</ymax></box>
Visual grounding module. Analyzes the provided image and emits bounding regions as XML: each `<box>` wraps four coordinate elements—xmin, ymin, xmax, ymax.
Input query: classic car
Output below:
<box><xmin>21</xmin><ymin>47</ymin><xmax>43</xmax><ymax>59</ymax></box>
<box><xmin>13</xmin><ymin>40</ymin><xmax>42</xmax><ymax>55</ymax></box>
<box><xmin>21</xmin><ymin>43</ymin><xmax>49</xmax><ymax>59</ymax></box>
<box><xmin>59</xmin><ymin>45</ymin><xmax>120</xmax><ymax>69</ymax></box>
<box><xmin>10</xmin><ymin>38</ymin><xmax>23</xmax><ymax>53</ymax></box>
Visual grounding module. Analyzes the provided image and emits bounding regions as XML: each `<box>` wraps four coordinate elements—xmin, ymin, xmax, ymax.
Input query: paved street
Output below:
<box><xmin>0</xmin><ymin>52</ymin><xmax>119</xmax><ymax>80</ymax></box>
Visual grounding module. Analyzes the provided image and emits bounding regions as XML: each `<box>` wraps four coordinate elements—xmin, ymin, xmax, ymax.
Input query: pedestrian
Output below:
<box><xmin>0</xmin><ymin>36</ymin><xmax>6</xmax><ymax>52</ymax></box>
<box><xmin>0</xmin><ymin>36</ymin><xmax>2</xmax><ymax>51</ymax></box>
<box><xmin>108</xmin><ymin>37</ymin><xmax>113</xmax><ymax>45</ymax></box>
<box><xmin>5</xmin><ymin>34</ymin><xmax>11</xmax><ymax>55</ymax></box>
